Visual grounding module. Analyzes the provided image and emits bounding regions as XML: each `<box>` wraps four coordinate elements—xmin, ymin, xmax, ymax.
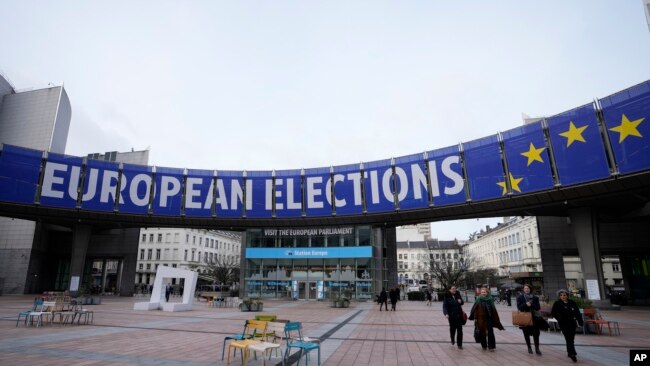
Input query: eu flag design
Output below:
<box><xmin>546</xmin><ymin>104</ymin><xmax>611</xmax><ymax>186</ymax></box>
<box><xmin>501</xmin><ymin>121</ymin><xmax>554</xmax><ymax>194</ymax></box>
<box><xmin>463</xmin><ymin>135</ymin><xmax>506</xmax><ymax>201</ymax></box>
<box><xmin>600</xmin><ymin>81</ymin><xmax>650</xmax><ymax>174</ymax></box>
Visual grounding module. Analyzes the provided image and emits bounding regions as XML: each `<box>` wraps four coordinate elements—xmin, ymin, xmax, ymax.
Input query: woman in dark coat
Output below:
<box><xmin>469</xmin><ymin>287</ymin><xmax>504</xmax><ymax>351</ymax></box>
<box><xmin>516</xmin><ymin>284</ymin><xmax>543</xmax><ymax>355</ymax></box>
<box><xmin>389</xmin><ymin>288</ymin><xmax>398</xmax><ymax>311</ymax></box>
<box><xmin>442</xmin><ymin>285</ymin><xmax>465</xmax><ymax>349</ymax></box>
<box><xmin>551</xmin><ymin>289</ymin><xmax>583</xmax><ymax>363</ymax></box>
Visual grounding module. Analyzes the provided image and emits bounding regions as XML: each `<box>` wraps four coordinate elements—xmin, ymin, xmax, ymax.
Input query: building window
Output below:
<box><xmin>165</xmin><ymin>233</ymin><xmax>170</xmax><ymax>242</ymax></box>
<box><xmin>193</xmin><ymin>236</ymin><xmax>196</xmax><ymax>244</ymax></box>
<box><xmin>140</xmin><ymin>249</ymin><xmax>144</xmax><ymax>260</ymax></box>
<box><xmin>157</xmin><ymin>234</ymin><xmax>162</xmax><ymax>243</ymax></box>
<box><xmin>172</xmin><ymin>264</ymin><xmax>177</xmax><ymax>268</ymax></box>
<box><xmin>155</xmin><ymin>264</ymin><xmax>159</xmax><ymax>270</ymax></box>
<box><xmin>139</xmin><ymin>264</ymin><xmax>143</xmax><ymax>270</ymax></box>
<box><xmin>146</xmin><ymin>264</ymin><xmax>151</xmax><ymax>270</ymax></box>
<box><xmin>184</xmin><ymin>250</ymin><xmax>188</xmax><ymax>261</ymax></box>
<box><xmin>142</xmin><ymin>234</ymin><xmax>146</xmax><ymax>242</ymax></box>
<box><xmin>156</xmin><ymin>249</ymin><xmax>161</xmax><ymax>260</ymax></box>
<box><xmin>149</xmin><ymin>234</ymin><xmax>154</xmax><ymax>242</ymax></box>
<box><xmin>612</xmin><ymin>263</ymin><xmax>620</xmax><ymax>272</ymax></box>
<box><xmin>186</xmin><ymin>234</ymin><xmax>189</xmax><ymax>243</ymax></box>
<box><xmin>191</xmin><ymin>250</ymin><xmax>195</xmax><ymax>261</ymax></box>
<box><xmin>147</xmin><ymin>249</ymin><xmax>152</xmax><ymax>260</ymax></box>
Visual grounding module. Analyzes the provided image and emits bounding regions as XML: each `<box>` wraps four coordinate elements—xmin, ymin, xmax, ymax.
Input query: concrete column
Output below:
<box><xmin>101</xmin><ymin>259</ymin><xmax>108</xmax><ymax>294</ymax></box>
<box><xmin>569</xmin><ymin>208</ymin><xmax>607</xmax><ymax>302</ymax></box>
<box><xmin>384</xmin><ymin>227</ymin><xmax>398</xmax><ymax>290</ymax></box>
<box><xmin>372</xmin><ymin>227</ymin><xmax>384</xmax><ymax>295</ymax></box>
<box><xmin>539</xmin><ymin>248</ymin><xmax>566</xmax><ymax>302</ymax></box>
<box><xmin>69</xmin><ymin>224</ymin><xmax>91</xmax><ymax>295</ymax></box>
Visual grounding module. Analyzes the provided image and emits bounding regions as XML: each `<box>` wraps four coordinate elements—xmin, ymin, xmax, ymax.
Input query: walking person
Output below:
<box><xmin>469</xmin><ymin>287</ymin><xmax>504</xmax><ymax>352</ymax></box>
<box><xmin>426</xmin><ymin>289</ymin><xmax>433</xmax><ymax>306</ymax></box>
<box><xmin>505</xmin><ymin>288</ymin><xmax>512</xmax><ymax>307</ymax></box>
<box><xmin>442</xmin><ymin>285</ymin><xmax>465</xmax><ymax>350</ymax></box>
<box><xmin>379</xmin><ymin>288</ymin><xmax>388</xmax><ymax>311</ymax></box>
<box><xmin>551</xmin><ymin>289</ymin><xmax>583</xmax><ymax>363</ymax></box>
<box><xmin>516</xmin><ymin>284</ymin><xmax>543</xmax><ymax>355</ymax></box>
<box><xmin>165</xmin><ymin>283</ymin><xmax>171</xmax><ymax>302</ymax></box>
<box><xmin>389</xmin><ymin>288</ymin><xmax>398</xmax><ymax>311</ymax></box>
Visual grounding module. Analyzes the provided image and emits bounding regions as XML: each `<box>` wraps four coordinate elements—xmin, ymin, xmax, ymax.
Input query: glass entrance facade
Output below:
<box><xmin>243</xmin><ymin>226</ymin><xmax>380</xmax><ymax>300</ymax></box>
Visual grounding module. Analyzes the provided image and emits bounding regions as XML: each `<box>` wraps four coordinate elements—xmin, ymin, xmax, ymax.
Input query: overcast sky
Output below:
<box><xmin>2</xmin><ymin>1</ymin><xmax>649</xmax><ymax>239</ymax></box>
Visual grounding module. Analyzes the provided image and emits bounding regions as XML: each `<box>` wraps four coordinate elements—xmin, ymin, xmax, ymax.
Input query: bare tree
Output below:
<box><xmin>428</xmin><ymin>255</ymin><xmax>472</xmax><ymax>290</ymax></box>
<box><xmin>191</xmin><ymin>256</ymin><xmax>240</xmax><ymax>286</ymax></box>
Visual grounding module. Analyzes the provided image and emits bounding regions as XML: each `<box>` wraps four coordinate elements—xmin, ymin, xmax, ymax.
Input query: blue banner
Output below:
<box><xmin>600</xmin><ymin>81</ymin><xmax>650</xmax><ymax>175</ymax></box>
<box><xmin>80</xmin><ymin>159</ymin><xmax>120</xmax><ymax>212</ymax></box>
<box><xmin>216</xmin><ymin>171</ymin><xmax>245</xmax><ymax>218</ymax></box>
<box><xmin>304</xmin><ymin>167</ymin><xmax>332</xmax><ymax>217</ymax></box>
<box><xmin>0</xmin><ymin>145</ymin><xmax>42</xmax><ymax>204</ymax></box>
<box><xmin>394</xmin><ymin>153</ymin><xmax>429</xmax><ymax>210</ymax></box>
<box><xmin>546</xmin><ymin>104</ymin><xmax>611</xmax><ymax>185</ymax></box>
<box><xmin>38</xmin><ymin>153</ymin><xmax>81</xmax><ymax>208</ymax></box>
<box><xmin>246</xmin><ymin>171</ymin><xmax>273</xmax><ymax>218</ymax></box>
<box><xmin>274</xmin><ymin>169</ymin><xmax>303</xmax><ymax>218</ymax></box>
<box><xmin>332</xmin><ymin>163</ymin><xmax>363</xmax><ymax>216</ymax></box>
<box><xmin>501</xmin><ymin>122</ymin><xmax>555</xmax><ymax>195</ymax></box>
<box><xmin>117</xmin><ymin>163</ymin><xmax>152</xmax><ymax>214</ymax></box>
<box><xmin>152</xmin><ymin>166</ymin><xmax>183</xmax><ymax>216</ymax></box>
<box><xmin>246</xmin><ymin>246</ymin><xmax>373</xmax><ymax>259</ymax></box>
<box><xmin>363</xmin><ymin>158</ymin><xmax>396</xmax><ymax>213</ymax></box>
<box><xmin>426</xmin><ymin>145</ymin><xmax>466</xmax><ymax>206</ymax></box>
<box><xmin>463</xmin><ymin>135</ymin><xmax>505</xmax><ymax>201</ymax></box>
<box><xmin>184</xmin><ymin>168</ymin><xmax>214</xmax><ymax>217</ymax></box>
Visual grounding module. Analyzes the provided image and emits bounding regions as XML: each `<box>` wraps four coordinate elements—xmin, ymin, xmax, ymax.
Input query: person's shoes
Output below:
<box><xmin>457</xmin><ymin>345</ymin><xmax>463</xmax><ymax>350</ymax></box>
<box><xmin>488</xmin><ymin>348</ymin><xmax>495</xmax><ymax>352</ymax></box>
<box><xmin>570</xmin><ymin>355</ymin><xmax>577</xmax><ymax>362</ymax></box>
<box><xmin>482</xmin><ymin>347</ymin><xmax>487</xmax><ymax>351</ymax></box>
<box><xmin>451</xmin><ymin>341</ymin><xmax>455</xmax><ymax>346</ymax></box>
<box><xmin>535</xmin><ymin>347</ymin><xmax>542</xmax><ymax>356</ymax></box>
<box><xmin>527</xmin><ymin>346</ymin><xmax>533</xmax><ymax>354</ymax></box>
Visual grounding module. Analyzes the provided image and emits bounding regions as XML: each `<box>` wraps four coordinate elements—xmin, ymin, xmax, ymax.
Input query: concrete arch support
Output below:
<box><xmin>569</xmin><ymin>208</ymin><xmax>606</xmax><ymax>303</ymax></box>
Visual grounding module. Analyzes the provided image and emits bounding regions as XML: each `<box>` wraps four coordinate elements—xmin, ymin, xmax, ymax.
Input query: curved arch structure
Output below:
<box><xmin>1</xmin><ymin>80</ymin><xmax>649</xmax><ymax>229</ymax></box>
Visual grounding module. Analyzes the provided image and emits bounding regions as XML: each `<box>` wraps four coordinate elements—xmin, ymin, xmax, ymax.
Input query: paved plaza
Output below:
<box><xmin>0</xmin><ymin>295</ymin><xmax>648</xmax><ymax>366</ymax></box>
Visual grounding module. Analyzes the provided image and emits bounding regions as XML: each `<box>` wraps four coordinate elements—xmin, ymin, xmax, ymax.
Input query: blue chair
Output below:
<box><xmin>221</xmin><ymin>320</ymin><xmax>252</xmax><ymax>361</ymax></box>
<box><xmin>16</xmin><ymin>299</ymin><xmax>40</xmax><ymax>327</ymax></box>
<box><xmin>284</xmin><ymin>322</ymin><xmax>320</xmax><ymax>366</ymax></box>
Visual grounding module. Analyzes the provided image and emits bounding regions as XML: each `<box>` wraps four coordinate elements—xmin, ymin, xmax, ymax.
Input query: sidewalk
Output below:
<box><xmin>0</xmin><ymin>295</ymin><xmax>648</xmax><ymax>365</ymax></box>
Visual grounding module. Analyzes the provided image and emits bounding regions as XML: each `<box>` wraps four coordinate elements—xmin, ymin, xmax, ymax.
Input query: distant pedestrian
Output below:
<box><xmin>396</xmin><ymin>287</ymin><xmax>401</xmax><ymax>301</ymax></box>
<box><xmin>179</xmin><ymin>285</ymin><xmax>184</xmax><ymax>296</ymax></box>
<box><xmin>165</xmin><ymin>283</ymin><xmax>172</xmax><ymax>302</ymax></box>
<box><xmin>551</xmin><ymin>289</ymin><xmax>583</xmax><ymax>363</ymax></box>
<box><xmin>469</xmin><ymin>287</ymin><xmax>505</xmax><ymax>352</ymax></box>
<box><xmin>426</xmin><ymin>290</ymin><xmax>433</xmax><ymax>306</ymax></box>
<box><xmin>389</xmin><ymin>288</ymin><xmax>398</xmax><ymax>311</ymax></box>
<box><xmin>505</xmin><ymin>288</ymin><xmax>512</xmax><ymax>306</ymax></box>
<box><xmin>442</xmin><ymin>285</ymin><xmax>465</xmax><ymax>350</ymax></box>
<box><xmin>379</xmin><ymin>288</ymin><xmax>388</xmax><ymax>311</ymax></box>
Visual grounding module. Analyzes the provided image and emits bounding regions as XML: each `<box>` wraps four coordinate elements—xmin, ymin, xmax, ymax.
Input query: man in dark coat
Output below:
<box><xmin>379</xmin><ymin>288</ymin><xmax>388</xmax><ymax>311</ymax></box>
<box><xmin>389</xmin><ymin>288</ymin><xmax>398</xmax><ymax>311</ymax></box>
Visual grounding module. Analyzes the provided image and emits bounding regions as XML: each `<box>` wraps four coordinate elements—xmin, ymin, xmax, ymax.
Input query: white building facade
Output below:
<box><xmin>135</xmin><ymin>228</ymin><xmax>241</xmax><ymax>288</ymax></box>
<box><xmin>465</xmin><ymin>216</ymin><xmax>542</xmax><ymax>276</ymax></box>
<box><xmin>397</xmin><ymin>239</ymin><xmax>462</xmax><ymax>290</ymax></box>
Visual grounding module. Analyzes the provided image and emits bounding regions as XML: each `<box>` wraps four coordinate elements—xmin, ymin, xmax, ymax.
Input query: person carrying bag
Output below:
<box><xmin>516</xmin><ymin>284</ymin><xmax>545</xmax><ymax>355</ymax></box>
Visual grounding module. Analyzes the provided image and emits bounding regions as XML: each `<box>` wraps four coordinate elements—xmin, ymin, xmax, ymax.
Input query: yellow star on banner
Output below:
<box><xmin>520</xmin><ymin>142</ymin><xmax>546</xmax><ymax>166</ymax></box>
<box><xmin>496</xmin><ymin>173</ymin><xmax>524</xmax><ymax>195</ymax></box>
<box><xmin>608</xmin><ymin>114</ymin><xmax>644</xmax><ymax>143</ymax></box>
<box><xmin>559</xmin><ymin>121</ymin><xmax>588</xmax><ymax>147</ymax></box>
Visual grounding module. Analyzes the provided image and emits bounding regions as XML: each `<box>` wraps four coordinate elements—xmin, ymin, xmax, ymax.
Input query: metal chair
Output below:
<box><xmin>222</xmin><ymin>320</ymin><xmax>252</xmax><ymax>361</ymax></box>
<box><xmin>284</xmin><ymin>322</ymin><xmax>320</xmax><ymax>366</ymax></box>
<box><xmin>16</xmin><ymin>299</ymin><xmax>40</xmax><ymax>327</ymax></box>
<box><xmin>225</xmin><ymin>320</ymin><xmax>267</xmax><ymax>366</ymax></box>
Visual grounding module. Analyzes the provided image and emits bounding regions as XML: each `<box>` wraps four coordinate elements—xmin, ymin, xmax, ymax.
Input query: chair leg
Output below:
<box><xmin>222</xmin><ymin>339</ymin><xmax>227</xmax><ymax>360</ymax></box>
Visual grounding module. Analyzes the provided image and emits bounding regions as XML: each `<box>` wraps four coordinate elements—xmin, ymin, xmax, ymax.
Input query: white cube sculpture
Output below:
<box><xmin>134</xmin><ymin>266</ymin><xmax>197</xmax><ymax>312</ymax></box>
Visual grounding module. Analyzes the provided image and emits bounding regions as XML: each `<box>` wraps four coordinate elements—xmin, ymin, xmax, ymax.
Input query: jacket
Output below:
<box><xmin>442</xmin><ymin>292</ymin><xmax>465</xmax><ymax>320</ymax></box>
<box><xmin>551</xmin><ymin>299</ymin><xmax>583</xmax><ymax>330</ymax></box>
<box><xmin>469</xmin><ymin>296</ymin><xmax>504</xmax><ymax>332</ymax></box>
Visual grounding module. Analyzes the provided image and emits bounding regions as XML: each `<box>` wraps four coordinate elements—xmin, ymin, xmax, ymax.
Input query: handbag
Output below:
<box><xmin>473</xmin><ymin>325</ymin><xmax>480</xmax><ymax>343</ymax></box>
<box><xmin>512</xmin><ymin>311</ymin><xmax>534</xmax><ymax>327</ymax></box>
<box><xmin>461</xmin><ymin>311</ymin><xmax>468</xmax><ymax>325</ymax></box>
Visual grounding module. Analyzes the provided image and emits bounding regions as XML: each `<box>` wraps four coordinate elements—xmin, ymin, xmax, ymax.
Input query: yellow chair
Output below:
<box><xmin>226</xmin><ymin>320</ymin><xmax>267</xmax><ymax>366</ymax></box>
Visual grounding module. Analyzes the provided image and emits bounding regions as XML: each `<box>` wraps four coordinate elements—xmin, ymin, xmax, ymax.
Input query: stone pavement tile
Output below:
<box><xmin>1</xmin><ymin>296</ymin><xmax>649</xmax><ymax>365</ymax></box>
